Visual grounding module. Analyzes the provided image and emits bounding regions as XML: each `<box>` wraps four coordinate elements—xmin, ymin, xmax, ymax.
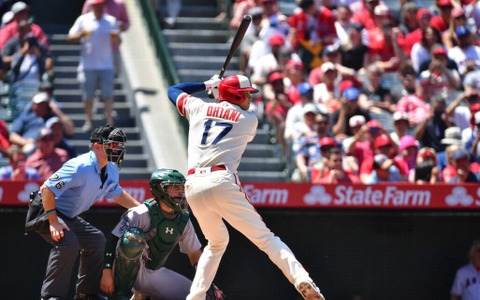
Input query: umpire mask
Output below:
<box><xmin>103</xmin><ymin>128</ymin><xmax>127</xmax><ymax>166</ymax></box>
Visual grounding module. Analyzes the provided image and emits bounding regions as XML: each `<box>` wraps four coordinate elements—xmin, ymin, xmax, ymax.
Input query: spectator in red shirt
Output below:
<box><xmin>430</xmin><ymin>0</ymin><xmax>454</xmax><ymax>33</ymax></box>
<box><xmin>287</xmin><ymin>0</ymin><xmax>337</xmax><ymax>70</ymax></box>
<box><xmin>0</xmin><ymin>2</ymin><xmax>49</xmax><ymax>49</ymax></box>
<box><xmin>311</xmin><ymin>147</ymin><xmax>360</xmax><ymax>184</ymax></box>
<box><xmin>360</xmin><ymin>133</ymin><xmax>401</xmax><ymax>183</ymax></box>
<box><xmin>395</xmin><ymin>74</ymin><xmax>432</xmax><ymax>127</ymax></box>
<box><xmin>403</xmin><ymin>8</ymin><xmax>432</xmax><ymax>55</ymax></box>
<box><xmin>24</xmin><ymin>128</ymin><xmax>70</xmax><ymax>181</ymax></box>
<box><xmin>345</xmin><ymin>119</ymin><xmax>385</xmax><ymax>168</ymax></box>
<box><xmin>351</xmin><ymin>0</ymin><xmax>379</xmax><ymax>30</ymax></box>
<box><xmin>364</xmin><ymin>153</ymin><xmax>407</xmax><ymax>183</ymax></box>
<box><xmin>390</xmin><ymin>111</ymin><xmax>410</xmax><ymax>145</ymax></box>
<box><xmin>395</xmin><ymin>134</ymin><xmax>419</xmax><ymax>176</ymax></box>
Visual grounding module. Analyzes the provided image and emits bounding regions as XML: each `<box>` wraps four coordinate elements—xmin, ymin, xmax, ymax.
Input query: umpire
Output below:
<box><xmin>37</xmin><ymin>125</ymin><xmax>141</xmax><ymax>300</ymax></box>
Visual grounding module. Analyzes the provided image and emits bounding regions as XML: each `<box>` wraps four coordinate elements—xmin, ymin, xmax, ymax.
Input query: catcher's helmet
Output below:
<box><xmin>90</xmin><ymin>125</ymin><xmax>127</xmax><ymax>167</ymax></box>
<box><xmin>149</xmin><ymin>168</ymin><xmax>186</xmax><ymax>212</ymax></box>
<box><xmin>218</xmin><ymin>75</ymin><xmax>259</xmax><ymax>105</ymax></box>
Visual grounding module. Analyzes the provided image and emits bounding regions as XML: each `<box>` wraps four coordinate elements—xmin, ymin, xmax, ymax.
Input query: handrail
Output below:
<box><xmin>136</xmin><ymin>0</ymin><xmax>180</xmax><ymax>86</ymax></box>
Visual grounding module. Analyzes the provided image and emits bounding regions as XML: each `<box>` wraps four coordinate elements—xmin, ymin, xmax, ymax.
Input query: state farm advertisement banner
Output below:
<box><xmin>1</xmin><ymin>181</ymin><xmax>479</xmax><ymax>210</ymax></box>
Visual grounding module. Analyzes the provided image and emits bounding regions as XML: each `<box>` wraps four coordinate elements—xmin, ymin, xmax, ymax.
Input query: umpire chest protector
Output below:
<box><xmin>144</xmin><ymin>198</ymin><xmax>189</xmax><ymax>270</ymax></box>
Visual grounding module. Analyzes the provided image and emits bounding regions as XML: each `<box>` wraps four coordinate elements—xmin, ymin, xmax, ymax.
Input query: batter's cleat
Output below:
<box><xmin>295</xmin><ymin>281</ymin><xmax>326</xmax><ymax>300</ymax></box>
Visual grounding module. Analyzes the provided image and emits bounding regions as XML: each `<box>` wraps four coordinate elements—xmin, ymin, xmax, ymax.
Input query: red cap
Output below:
<box><xmin>416</xmin><ymin>8</ymin><xmax>432</xmax><ymax>19</ymax></box>
<box><xmin>269</xmin><ymin>33</ymin><xmax>285</xmax><ymax>46</ymax></box>
<box><xmin>374</xmin><ymin>134</ymin><xmax>392</xmax><ymax>148</ymax></box>
<box><xmin>268</xmin><ymin>71</ymin><xmax>284</xmax><ymax>83</ymax></box>
<box><xmin>367</xmin><ymin>120</ymin><xmax>382</xmax><ymax>128</ymax></box>
<box><xmin>436</xmin><ymin>0</ymin><xmax>452</xmax><ymax>6</ymax></box>
<box><xmin>432</xmin><ymin>47</ymin><xmax>447</xmax><ymax>57</ymax></box>
<box><xmin>90</xmin><ymin>0</ymin><xmax>105</xmax><ymax>4</ymax></box>
<box><xmin>286</xmin><ymin>59</ymin><xmax>305</xmax><ymax>70</ymax></box>
<box><xmin>319</xmin><ymin>137</ymin><xmax>336</xmax><ymax>147</ymax></box>
<box><xmin>420</xmin><ymin>149</ymin><xmax>436</xmax><ymax>159</ymax></box>
<box><xmin>470</xmin><ymin>102</ymin><xmax>480</xmax><ymax>113</ymax></box>
<box><xmin>338</xmin><ymin>77</ymin><xmax>362</xmax><ymax>93</ymax></box>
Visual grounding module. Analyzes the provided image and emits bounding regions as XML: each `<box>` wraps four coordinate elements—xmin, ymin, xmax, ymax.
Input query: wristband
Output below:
<box><xmin>45</xmin><ymin>209</ymin><xmax>57</xmax><ymax>215</ymax></box>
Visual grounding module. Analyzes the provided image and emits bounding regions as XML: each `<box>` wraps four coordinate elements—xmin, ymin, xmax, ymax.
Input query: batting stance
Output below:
<box><xmin>100</xmin><ymin>168</ymin><xmax>225</xmax><ymax>300</ymax></box>
<box><xmin>167</xmin><ymin>75</ymin><xmax>326</xmax><ymax>300</ymax></box>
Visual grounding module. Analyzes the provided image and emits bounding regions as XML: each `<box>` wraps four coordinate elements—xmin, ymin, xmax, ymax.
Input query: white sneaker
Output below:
<box><xmin>82</xmin><ymin>120</ymin><xmax>92</xmax><ymax>132</ymax></box>
<box><xmin>296</xmin><ymin>281</ymin><xmax>325</xmax><ymax>300</ymax></box>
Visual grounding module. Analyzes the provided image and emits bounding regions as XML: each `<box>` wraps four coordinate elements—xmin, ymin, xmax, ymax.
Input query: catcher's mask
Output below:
<box><xmin>149</xmin><ymin>168</ymin><xmax>186</xmax><ymax>212</ymax></box>
<box><xmin>90</xmin><ymin>125</ymin><xmax>127</xmax><ymax>167</ymax></box>
<box><xmin>217</xmin><ymin>75</ymin><xmax>258</xmax><ymax>105</ymax></box>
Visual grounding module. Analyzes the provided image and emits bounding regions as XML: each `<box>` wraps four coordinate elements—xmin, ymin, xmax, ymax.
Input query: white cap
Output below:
<box><xmin>374</xmin><ymin>4</ymin><xmax>390</xmax><ymax>16</ymax></box>
<box><xmin>46</xmin><ymin>116</ymin><xmax>61</xmax><ymax>129</ymax></box>
<box><xmin>1</xmin><ymin>11</ymin><xmax>14</xmax><ymax>27</ymax></box>
<box><xmin>320</xmin><ymin>62</ymin><xmax>336</xmax><ymax>73</ymax></box>
<box><xmin>349</xmin><ymin>115</ymin><xmax>366</xmax><ymax>127</ymax></box>
<box><xmin>32</xmin><ymin>92</ymin><xmax>50</xmax><ymax>104</ymax></box>
<box><xmin>303</xmin><ymin>103</ymin><xmax>319</xmax><ymax>115</ymax></box>
<box><xmin>393</xmin><ymin>111</ymin><xmax>408</xmax><ymax>122</ymax></box>
<box><xmin>11</xmin><ymin>1</ymin><xmax>28</xmax><ymax>14</ymax></box>
<box><xmin>475</xmin><ymin>111</ymin><xmax>480</xmax><ymax>125</ymax></box>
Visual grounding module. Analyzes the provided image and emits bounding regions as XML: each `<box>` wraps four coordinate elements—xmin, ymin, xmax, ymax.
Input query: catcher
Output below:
<box><xmin>100</xmin><ymin>168</ymin><xmax>225</xmax><ymax>300</ymax></box>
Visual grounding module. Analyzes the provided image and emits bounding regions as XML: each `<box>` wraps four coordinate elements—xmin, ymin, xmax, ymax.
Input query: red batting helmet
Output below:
<box><xmin>218</xmin><ymin>75</ymin><xmax>259</xmax><ymax>105</ymax></box>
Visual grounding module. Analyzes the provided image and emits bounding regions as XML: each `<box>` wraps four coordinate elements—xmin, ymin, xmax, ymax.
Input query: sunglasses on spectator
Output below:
<box><xmin>317</xmin><ymin>121</ymin><xmax>328</xmax><ymax>125</ymax></box>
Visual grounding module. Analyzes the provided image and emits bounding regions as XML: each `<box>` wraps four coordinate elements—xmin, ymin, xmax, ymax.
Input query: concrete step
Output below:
<box><xmin>70</xmin><ymin>114</ymin><xmax>136</xmax><ymax>129</ymax></box>
<box><xmin>55</xmin><ymin>89</ymin><xmax>127</xmax><ymax>103</ymax></box>
<box><xmin>168</xmin><ymin>43</ymin><xmax>233</xmax><ymax>56</ymax></box>
<box><xmin>54</xmin><ymin>56</ymin><xmax>80</xmax><ymax>67</ymax></box>
<box><xmin>173</xmin><ymin>17</ymin><xmax>228</xmax><ymax>30</ymax></box>
<box><xmin>178</xmin><ymin>5</ymin><xmax>217</xmax><ymax>18</ymax></box>
<box><xmin>238</xmin><ymin>157</ymin><xmax>285</xmax><ymax>172</ymax></box>
<box><xmin>50</xmin><ymin>44</ymin><xmax>82</xmax><ymax>57</ymax></box>
<box><xmin>163</xmin><ymin>29</ymin><xmax>230</xmax><ymax>44</ymax></box>
<box><xmin>173</xmin><ymin>55</ymin><xmax>239</xmax><ymax>71</ymax></box>
<box><xmin>251</xmin><ymin>128</ymin><xmax>272</xmax><ymax>144</ymax></box>
<box><xmin>55</xmin><ymin>77</ymin><xmax>124</xmax><ymax>90</ymax></box>
<box><xmin>244</xmin><ymin>144</ymin><xmax>279</xmax><ymax>158</ymax></box>
<box><xmin>60</xmin><ymin>101</ymin><xmax>132</xmax><ymax>116</ymax></box>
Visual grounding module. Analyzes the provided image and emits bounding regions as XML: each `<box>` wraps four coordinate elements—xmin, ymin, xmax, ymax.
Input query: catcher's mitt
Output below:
<box><xmin>206</xmin><ymin>283</ymin><xmax>226</xmax><ymax>300</ymax></box>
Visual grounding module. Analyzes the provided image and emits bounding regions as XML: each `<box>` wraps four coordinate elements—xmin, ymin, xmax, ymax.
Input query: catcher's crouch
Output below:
<box><xmin>100</xmin><ymin>168</ymin><xmax>225</xmax><ymax>300</ymax></box>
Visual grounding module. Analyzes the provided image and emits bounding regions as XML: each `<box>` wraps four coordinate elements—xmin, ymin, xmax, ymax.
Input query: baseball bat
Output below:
<box><xmin>208</xmin><ymin>15</ymin><xmax>252</xmax><ymax>98</ymax></box>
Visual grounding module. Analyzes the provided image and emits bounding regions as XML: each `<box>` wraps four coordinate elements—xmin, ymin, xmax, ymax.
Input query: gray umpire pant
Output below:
<box><xmin>38</xmin><ymin>215</ymin><xmax>106</xmax><ymax>299</ymax></box>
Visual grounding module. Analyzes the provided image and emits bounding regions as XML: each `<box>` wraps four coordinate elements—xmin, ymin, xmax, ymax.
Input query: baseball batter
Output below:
<box><xmin>167</xmin><ymin>75</ymin><xmax>326</xmax><ymax>300</ymax></box>
<box><xmin>100</xmin><ymin>168</ymin><xmax>224</xmax><ymax>300</ymax></box>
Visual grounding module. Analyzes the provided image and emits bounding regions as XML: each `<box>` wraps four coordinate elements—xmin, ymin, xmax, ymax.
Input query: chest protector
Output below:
<box><xmin>144</xmin><ymin>198</ymin><xmax>189</xmax><ymax>270</ymax></box>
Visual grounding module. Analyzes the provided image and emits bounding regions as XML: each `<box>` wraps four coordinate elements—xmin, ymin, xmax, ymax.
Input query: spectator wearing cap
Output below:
<box><xmin>0</xmin><ymin>145</ymin><xmax>40</xmax><ymax>180</ymax></box>
<box><xmin>395</xmin><ymin>72</ymin><xmax>432</xmax><ymax>127</ymax></box>
<box><xmin>359</xmin><ymin>133</ymin><xmax>404</xmax><ymax>183</ymax></box>
<box><xmin>311</xmin><ymin>147</ymin><xmax>360</xmax><ymax>184</ymax></box>
<box><xmin>351</xmin><ymin>0</ymin><xmax>380</xmax><ymax>31</ymax></box>
<box><xmin>308</xmin><ymin>43</ymin><xmax>357</xmax><ymax>86</ymax></box>
<box><xmin>461</xmin><ymin>110</ymin><xmax>480</xmax><ymax>160</ymax></box>
<box><xmin>430</xmin><ymin>0</ymin><xmax>454</xmax><ymax>33</ymax></box>
<box><xmin>250</xmin><ymin>33</ymin><xmax>286</xmax><ymax>86</ymax></box>
<box><xmin>1</xmin><ymin>11</ymin><xmax>14</xmax><ymax>28</ymax></box>
<box><xmin>46</xmin><ymin>117</ymin><xmax>77</xmax><ymax>159</ymax></box>
<box><xmin>447</xmin><ymin>26</ymin><xmax>480</xmax><ymax>76</ymax></box>
<box><xmin>313</xmin><ymin>62</ymin><xmax>340</xmax><ymax>112</ymax></box>
<box><xmin>419</xmin><ymin>44</ymin><xmax>462</xmax><ymax>102</ymax></box>
<box><xmin>414</xmin><ymin>94</ymin><xmax>448</xmax><ymax>152</ymax></box>
<box><xmin>287</xmin><ymin>0</ymin><xmax>337</xmax><ymax>70</ymax></box>
<box><xmin>68</xmin><ymin>0</ymin><xmax>122</xmax><ymax>131</ymax></box>
<box><xmin>411</xmin><ymin>147</ymin><xmax>440</xmax><ymax>183</ymax></box>
<box><xmin>292</xmin><ymin>112</ymin><xmax>333</xmax><ymax>182</ymax></box>
<box><xmin>446</xmin><ymin>90</ymin><xmax>480</xmax><ymax>131</ymax></box>
<box><xmin>410</xmin><ymin>26</ymin><xmax>444</xmax><ymax>74</ymax></box>
<box><xmin>24</xmin><ymin>128</ymin><xmax>69</xmax><ymax>181</ymax></box>
<box><xmin>0</xmin><ymin>1</ymin><xmax>50</xmax><ymax>49</ymax></box>
<box><xmin>338</xmin><ymin>22</ymin><xmax>371</xmax><ymax>72</ymax></box>
<box><xmin>390</xmin><ymin>111</ymin><xmax>410</xmax><ymax>145</ymax></box>
<box><xmin>403</xmin><ymin>8</ymin><xmax>432</xmax><ymax>55</ymax></box>
<box><xmin>264</xmin><ymin>71</ymin><xmax>293</xmax><ymax>157</ymax></box>
<box><xmin>331</xmin><ymin>87</ymin><xmax>371</xmax><ymax>137</ymax></box>
<box><xmin>284</xmin><ymin>83</ymin><xmax>326</xmax><ymax>142</ymax></box>
<box><xmin>82</xmin><ymin>0</ymin><xmax>129</xmax><ymax>75</ymax></box>
<box><xmin>346</xmin><ymin>119</ymin><xmax>385</xmax><ymax>168</ymax></box>
<box><xmin>9</xmin><ymin>92</ymin><xmax>74</xmax><ymax>155</ymax></box>
<box><xmin>364</xmin><ymin>153</ymin><xmax>406</xmax><ymax>183</ymax></box>
<box><xmin>365</xmin><ymin>17</ymin><xmax>405</xmax><ymax>74</ymax></box>
<box><xmin>442</xmin><ymin>6</ymin><xmax>467</xmax><ymax>49</ymax></box>
<box><xmin>395</xmin><ymin>134</ymin><xmax>419</xmax><ymax>176</ymax></box>
<box><xmin>448</xmin><ymin>149</ymin><xmax>480</xmax><ymax>183</ymax></box>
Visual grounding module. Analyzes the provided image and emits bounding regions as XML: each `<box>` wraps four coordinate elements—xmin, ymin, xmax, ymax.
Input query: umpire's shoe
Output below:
<box><xmin>295</xmin><ymin>280</ymin><xmax>326</xmax><ymax>300</ymax></box>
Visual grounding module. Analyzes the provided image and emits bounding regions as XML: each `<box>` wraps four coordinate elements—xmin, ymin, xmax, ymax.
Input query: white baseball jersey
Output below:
<box><xmin>176</xmin><ymin>93</ymin><xmax>258</xmax><ymax>171</ymax></box>
<box><xmin>451</xmin><ymin>263</ymin><xmax>480</xmax><ymax>300</ymax></box>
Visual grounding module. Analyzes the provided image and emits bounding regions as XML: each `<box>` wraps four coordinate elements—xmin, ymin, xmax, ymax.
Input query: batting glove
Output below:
<box><xmin>204</xmin><ymin>74</ymin><xmax>222</xmax><ymax>91</ymax></box>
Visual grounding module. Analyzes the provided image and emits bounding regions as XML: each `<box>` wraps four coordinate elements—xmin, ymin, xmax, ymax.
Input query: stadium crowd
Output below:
<box><xmin>230</xmin><ymin>0</ymin><xmax>480</xmax><ymax>184</ymax></box>
<box><xmin>0</xmin><ymin>0</ymin><xmax>479</xmax><ymax>185</ymax></box>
